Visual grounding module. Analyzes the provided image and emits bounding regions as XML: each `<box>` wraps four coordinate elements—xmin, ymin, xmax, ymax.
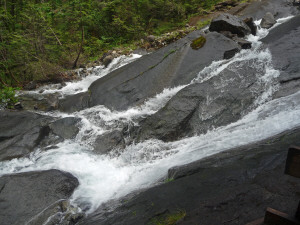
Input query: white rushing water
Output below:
<box><xmin>0</xmin><ymin>16</ymin><xmax>298</xmax><ymax>215</ymax></box>
<box><xmin>23</xmin><ymin>54</ymin><xmax>142</xmax><ymax>97</ymax></box>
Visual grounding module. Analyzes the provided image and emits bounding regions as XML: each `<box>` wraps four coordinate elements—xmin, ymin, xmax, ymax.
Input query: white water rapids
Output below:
<box><xmin>1</xmin><ymin>16</ymin><xmax>299</xmax><ymax>215</ymax></box>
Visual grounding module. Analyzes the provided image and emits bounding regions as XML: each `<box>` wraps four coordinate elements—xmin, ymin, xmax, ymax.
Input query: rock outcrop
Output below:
<box><xmin>136</xmin><ymin>57</ymin><xmax>261</xmax><ymax>142</ymax></box>
<box><xmin>93</xmin><ymin>130</ymin><xmax>126</xmax><ymax>155</ymax></box>
<box><xmin>49</xmin><ymin>117</ymin><xmax>81</xmax><ymax>139</ymax></box>
<box><xmin>260</xmin><ymin>12</ymin><xmax>277</xmax><ymax>29</ymax></box>
<box><xmin>209</xmin><ymin>13</ymin><xmax>251</xmax><ymax>37</ymax></box>
<box><xmin>0</xmin><ymin>169</ymin><xmax>79</xmax><ymax>225</ymax></box>
<box><xmin>0</xmin><ymin>111</ymin><xmax>52</xmax><ymax>161</ymax></box>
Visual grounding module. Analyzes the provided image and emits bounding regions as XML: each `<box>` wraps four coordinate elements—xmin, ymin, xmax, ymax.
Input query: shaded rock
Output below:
<box><xmin>146</xmin><ymin>35</ymin><xmax>156</xmax><ymax>42</ymax></box>
<box><xmin>14</xmin><ymin>102</ymin><xmax>23</xmax><ymax>110</ymax></box>
<box><xmin>137</xmin><ymin>57</ymin><xmax>262</xmax><ymax>142</ymax></box>
<box><xmin>233</xmin><ymin>37</ymin><xmax>252</xmax><ymax>49</ymax></box>
<box><xmin>93</xmin><ymin>130</ymin><xmax>125</xmax><ymax>155</ymax></box>
<box><xmin>79</xmin><ymin>127</ymin><xmax>300</xmax><ymax>225</ymax></box>
<box><xmin>0</xmin><ymin>169</ymin><xmax>79</xmax><ymax>225</ymax></box>
<box><xmin>209</xmin><ymin>13</ymin><xmax>251</xmax><ymax>37</ymax></box>
<box><xmin>243</xmin><ymin>17</ymin><xmax>257</xmax><ymax>35</ymax></box>
<box><xmin>261</xmin><ymin>15</ymin><xmax>300</xmax><ymax>99</ymax></box>
<box><xmin>260</xmin><ymin>12</ymin><xmax>277</xmax><ymax>29</ymax></box>
<box><xmin>58</xmin><ymin>92</ymin><xmax>90</xmax><ymax>113</ymax></box>
<box><xmin>0</xmin><ymin>110</ymin><xmax>52</xmax><ymax>161</ymax></box>
<box><xmin>49</xmin><ymin>117</ymin><xmax>81</xmax><ymax>139</ymax></box>
<box><xmin>88</xmin><ymin>32</ymin><xmax>239</xmax><ymax>111</ymax></box>
<box><xmin>223</xmin><ymin>47</ymin><xmax>241</xmax><ymax>59</ymax></box>
<box><xmin>103</xmin><ymin>55</ymin><xmax>114</xmax><ymax>67</ymax></box>
<box><xmin>19</xmin><ymin>93</ymin><xmax>60</xmax><ymax>111</ymax></box>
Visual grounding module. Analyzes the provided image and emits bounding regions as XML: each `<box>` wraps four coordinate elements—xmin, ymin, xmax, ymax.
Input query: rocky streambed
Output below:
<box><xmin>1</xmin><ymin>0</ymin><xmax>300</xmax><ymax>224</ymax></box>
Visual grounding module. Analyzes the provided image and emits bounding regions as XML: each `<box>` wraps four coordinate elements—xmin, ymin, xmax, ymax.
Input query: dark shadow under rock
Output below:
<box><xmin>0</xmin><ymin>169</ymin><xmax>79</xmax><ymax>225</ymax></box>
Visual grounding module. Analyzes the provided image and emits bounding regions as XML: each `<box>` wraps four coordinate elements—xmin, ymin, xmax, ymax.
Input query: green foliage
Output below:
<box><xmin>164</xmin><ymin>178</ymin><xmax>174</xmax><ymax>183</ymax></box>
<box><xmin>190</xmin><ymin>36</ymin><xmax>207</xmax><ymax>50</ymax></box>
<box><xmin>150</xmin><ymin>210</ymin><xmax>186</xmax><ymax>225</ymax></box>
<box><xmin>0</xmin><ymin>0</ymin><xmax>235</xmax><ymax>86</ymax></box>
<box><xmin>0</xmin><ymin>86</ymin><xmax>19</xmax><ymax>109</ymax></box>
<box><xmin>197</xmin><ymin>19</ymin><xmax>212</xmax><ymax>29</ymax></box>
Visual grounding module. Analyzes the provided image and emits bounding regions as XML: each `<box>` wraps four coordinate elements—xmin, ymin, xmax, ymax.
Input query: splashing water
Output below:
<box><xmin>22</xmin><ymin>54</ymin><xmax>142</xmax><ymax>97</ymax></box>
<box><xmin>0</xmin><ymin>16</ymin><xmax>298</xmax><ymax>215</ymax></box>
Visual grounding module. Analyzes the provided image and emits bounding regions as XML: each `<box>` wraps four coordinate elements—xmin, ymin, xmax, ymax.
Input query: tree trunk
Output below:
<box><xmin>72</xmin><ymin>25</ymin><xmax>84</xmax><ymax>69</ymax></box>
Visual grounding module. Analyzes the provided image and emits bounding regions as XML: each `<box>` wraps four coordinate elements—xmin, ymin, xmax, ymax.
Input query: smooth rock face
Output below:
<box><xmin>137</xmin><ymin>58</ymin><xmax>260</xmax><ymax>142</ymax></box>
<box><xmin>0</xmin><ymin>169</ymin><xmax>79</xmax><ymax>225</ymax></box>
<box><xmin>209</xmin><ymin>13</ymin><xmax>251</xmax><ymax>37</ymax></box>
<box><xmin>58</xmin><ymin>92</ymin><xmax>90</xmax><ymax>113</ymax></box>
<box><xmin>0</xmin><ymin>111</ymin><xmax>52</xmax><ymax>161</ymax></box>
<box><xmin>261</xmin><ymin>15</ymin><xmax>300</xmax><ymax>99</ymax></box>
<box><xmin>260</xmin><ymin>12</ymin><xmax>277</xmax><ymax>29</ymax></box>
<box><xmin>86</xmin><ymin>32</ymin><xmax>239</xmax><ymax>111</ymax></box>
<box><xmin>79</xmin><ymin>127</ymin><xmax>300</xmax><ymax>225</ymax></box>
<box><xmin>49</xmin><ymin>117</ymin><xmax>81</xmax><ymax>139</ymax></box>
<box><xmin>93</xmin><ymin>130</ymin><xmax>125</xmax><ymax>155</ymax></box>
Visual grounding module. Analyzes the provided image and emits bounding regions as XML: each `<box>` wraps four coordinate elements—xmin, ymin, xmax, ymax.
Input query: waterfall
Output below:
<box><xmin>0</xmin><ymin>16</ymin><xmax>298</xmax><ymax>215</ymax></box>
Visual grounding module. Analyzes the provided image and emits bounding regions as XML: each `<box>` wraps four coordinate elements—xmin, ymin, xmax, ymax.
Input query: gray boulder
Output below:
<box><xmin>85</xmin><ymin>32</ymin><xmax>239</xmax><ymax>111</ymax></box>
<box><xmin>93</xmin><ymin>130</ymin><xmax>125</xmax><ymax>155</ymax></box>
<box><xmin>49</xmin><ymin>117</ymin><xmax>81</xmax><ymax>139</ymax></box>
<box><xmin>103</xmin><ymin>55</ymin><xmax>114</xmax><ymax>67</ymax></box>
<box><xmin>209</xmin><ymin>13</ymin><xmax>251</xmax><ymax>37</ymax></box>
<box><xmin>0</xmin><ymin>169</ymin><xmax>79</xmax><ymax>225</ymax></box>
<box><xmin>19</xmin><ymin>93</ymin><xmax>60</xmax><ymax>111</ymax></box>
<box><xmin>137</xmin><ymin>58</ymin><xmax>262</xmax><ymax>142</ymax></box>
<box><xmin>260</xmin><ymin>12</ymin><xmax>277</xmax><ymax>29</ymax></box>
<box><xmin>223</xmin><ymin>47</ymin><xmax>241</xmax><ymax>59</ymax></box>
<box><xmin>0</xmin><ymin>111</ymin><xmax>52</xmax><ymax>161</ymax></box>
<box><xmin>58</xmin><ymin>92</ymin><xmax>90</xmax><ymax>113</ymax></box>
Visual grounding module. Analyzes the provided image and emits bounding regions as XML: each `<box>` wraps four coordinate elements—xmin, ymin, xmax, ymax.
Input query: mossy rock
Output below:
<box><xmin>190</xmin><ymin>36</ymin><xmax>206</xmax><ymax>50</ymax></box>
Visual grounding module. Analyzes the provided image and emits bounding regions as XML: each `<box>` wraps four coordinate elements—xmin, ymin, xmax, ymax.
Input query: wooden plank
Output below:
<box><xmin>245</xmin><ymin>217</ymin><xmax>264</xmax><ymax>225</ymax></box>
<box><xmin>285</xmin><ymin>146</ymin><xmax>300</xmax><ymax>178</ymax></box>
<box><xmin>264</xmin><ymin>208</ymin><xmax>300</xmax><ymax>225</ymax></box>
<box><xmin>296</xmin><ymin>201</ymin><xmax>300</xmax><ymax>220</ymax></box>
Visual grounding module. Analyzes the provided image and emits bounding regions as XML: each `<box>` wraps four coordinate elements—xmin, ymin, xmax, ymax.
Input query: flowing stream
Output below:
<box><xmin>1</xmin><ymin>16</ymin><xmax>299</xmax><ymax>216</ymax></box>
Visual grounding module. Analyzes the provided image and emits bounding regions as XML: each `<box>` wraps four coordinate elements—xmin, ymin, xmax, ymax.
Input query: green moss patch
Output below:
<box><xmin>190</xmin><ymin>36</ymin><xmax>206</xmax><ymax>50</ymax></box>
<box><xmin>149</xmin><ymin>210</ymin><xmax>186</xmax><ymax>225</ymax></box>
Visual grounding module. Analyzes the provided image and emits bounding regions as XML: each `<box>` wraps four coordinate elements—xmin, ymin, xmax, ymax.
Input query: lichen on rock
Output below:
<box><xmin>190</xmin><ymin>36</ymin><xmax>206</xmax><ymax>50</ymax></box>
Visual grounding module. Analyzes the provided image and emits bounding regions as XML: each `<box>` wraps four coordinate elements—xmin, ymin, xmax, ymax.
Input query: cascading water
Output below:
<box><xmin>0</xmin><ymin>16</ymin><xmax>299</xmax><ymax>217</ymax></box>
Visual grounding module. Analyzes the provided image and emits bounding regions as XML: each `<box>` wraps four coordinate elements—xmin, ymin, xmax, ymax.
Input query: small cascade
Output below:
<box><xmin>0</xmin><ymin>16</ymin><xmax>299</xmax><ymax>216</ymax></box>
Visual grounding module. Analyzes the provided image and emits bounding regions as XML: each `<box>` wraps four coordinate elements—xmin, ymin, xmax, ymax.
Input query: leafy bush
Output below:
<box><xmin>0</xmin><ymin>86</ymin><xmax>19</xmax><ymax>109</ymax></box>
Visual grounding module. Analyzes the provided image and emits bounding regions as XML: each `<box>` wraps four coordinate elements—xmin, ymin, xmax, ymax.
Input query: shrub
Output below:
<box><xmin>0</xmin><ymin>86</ymin><xmax>20</xmax><ymax>109</ymax></box>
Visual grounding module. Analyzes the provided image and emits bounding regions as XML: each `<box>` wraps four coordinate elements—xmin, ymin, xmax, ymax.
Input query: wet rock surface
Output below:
<box><xmin>136</xmin><ymin>58</ymin><xmax>261</xmax><ymax>142</ymax></box>
<box><xmin>0</xmin><ymin>110</ymin><xmax>52</xmax><ymax>161</ymax></box>
<box><xmin>93</xmin><ymin>130</ymin><xmax>125</xmax><ymax>155</ymax></box>
<box><xmin>0</xmin><ymin>169</ymin><xmax>79</xmax><ymax>225</ymax></box>
<box><xmin>261</xmin><ymin>15</ymin><xmax>300</xmax><ymax>99</ymax></box>
<box><xmin>209</xmin><ymin>13</ymin><xmax>251</xmax><ymax>37</ymax></box>
<box><xmin>50</xmin><ymin>117</ymin><xmax>81</xmax><ymax>139</ymax></box>
<box><xmin>58</xmin><ymin>92</ymin><xmax>90</xmax><ymax>113</ymax></box>
<box><xmin>86</xmin><ymin>32</ymin><xmax>239</xmax><ymax>111</ymax></box>
<box><xmin>260</xmin><ymin>12</ymin><xmax>277</xmax><ymax>29</ymax></box>
<box><xmin>79</xmin><ymin>127</ymin><xmax>300</xmax><ymax>225</ymax></box>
